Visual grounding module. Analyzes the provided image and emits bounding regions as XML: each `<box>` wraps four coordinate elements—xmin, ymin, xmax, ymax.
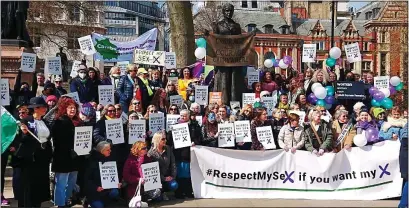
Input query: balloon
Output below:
<box><xmin>325</xmin><ymin>86</ymin><xmax>335</xmax><ymax>96</ymax></box>
<box><xmin>379</xmin><ymin>88</ymin><xmax>390</xmax><ymax>98</ymax></box>
<box><xmin>196</xmin><ymin>38</ymin><xmax>206</xmax><ymax>48</ymax></box>
<box><xmin>373</xmin><ymin>91</ymin><xmax>385</xmax><ymax>101</ymax></box>
<box><xmin>278</xmin><ymin>59</ymin><xmax>288</xmax><ymax>69</ymax></box>
<box><xmin>194</xmin><ymin>47</ymin><xmax>206</xmax><ymax>59</ymax></box>
<box><xmin>274</xmin><ymin>59</ymin><xmax>280</xmax><ymax>67</ymax></box>
<box><xmin>369</xmin><ymin>86</ymin><xmax>378</xmax><ymax>96</ymax></box>
<box><xmin>325</xmin><ymin>103</ymin><xmax>332</xmax><ymax>110</ymax></box>
<box><xmin>316</xmin><ymin>99</ymin><xmax>326</xmax><ymax>107</ymax></box>
<box><xmin>308</xmin><ymin>93</ymin><xmax>318</xmax><ymax>104</ymax></box>
<box><xmin>353</xmin><ymin>134</ymin><xmax>367</xmax><ymax>147</ymax></box>
<box><xmin>169</xmin><ymin>180</ymin><xmax>179</xmax><ymax>190</ymax></box>
<box><xmin>271</xmin><ymin>58</ymin><xmax>277</xmax><ymax>65</ymax></box>
<box><xmin>314</xmin><ymin>86</ymin><xmax>328</xmax><ymax>99</ymax></box>
<box><xmin>365</xmin><ymin>127</ymin><xmax>379</xmax><ymax>143</ymax></box>
<box><xmin>329</xmin><ymin>47</ymin><xmax>342</xmax><ymax>59</ymax></box>
<box><xmin>283</xmin><ymin>56</ymin><xmax>293</xmax><ymax>65</ymax></box>
<box><xmin>371</xmin><ymin>99</ymin><xmax>381</xmax><ymax>107</ymax></box>
<box><xmin>395</xmin><ymin>82</ymin><xmax>404</xmax><ymax>91</ymax></box>
<box><xmin>381</xmin><ymin>97</ymin><xmax>393</xmax><ymax>109</ymax></box>
<box><xmin>390</xmin><ymin>76</ymin><xmax>401</xmax><ymax>86</ymax></box>
<box><xmin>389</xmin><ymin>85</ymin><xmax>397</xmax><ymax>95</ymax></box>
<box><xmin>325</xmin><ymin>58</ymin><xmax>336</xmax><ymax>67</ymax></box>
<box><xmin>264</xmin><ymin>59</ymin><xmax>273</xmax><ymax>68</ymax></box>
<box><xmin>311</xmin><ymin>83</ymin><xmax>323</xmax><ymax>93</ymax></box>
<box><xmin>324</xmin><ymin>96</ymin><xmax>335</xmax><ymax>104</ymax></box>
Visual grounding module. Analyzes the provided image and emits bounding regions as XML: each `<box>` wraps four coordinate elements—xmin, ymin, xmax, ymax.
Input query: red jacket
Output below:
<box><xmin>123</xmin><ymin>154</ymin><xmax>151</xmax><ymax>199</ymax></box>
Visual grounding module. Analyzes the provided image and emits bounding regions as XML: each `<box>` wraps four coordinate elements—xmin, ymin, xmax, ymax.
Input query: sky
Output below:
<box><xmin>348</xmin><ymin>1</ymin><xmax>369</xmax><ymax>10</ymax></box>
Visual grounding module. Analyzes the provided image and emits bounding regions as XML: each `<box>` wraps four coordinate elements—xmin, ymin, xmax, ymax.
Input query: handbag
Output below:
<box><xmin>128</xmin><ymin>179</ymin><xmax>148</xmax><ymax>208</ymax></box>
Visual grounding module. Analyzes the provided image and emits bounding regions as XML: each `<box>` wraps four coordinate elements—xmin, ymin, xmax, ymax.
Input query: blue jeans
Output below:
<box><xmin>399</xmin><ymin>181</ymin><xmax>408</xmax><ymax>208</ymax></box>
<box><xmin>54</xmin><ymin>171</ymin><xmax>78</xmax><ymax>206</ymax></box>
<box><xmin>90</xmin><ymin>189</ymin><xmax>119</xmax><ymax>208</ymax></box>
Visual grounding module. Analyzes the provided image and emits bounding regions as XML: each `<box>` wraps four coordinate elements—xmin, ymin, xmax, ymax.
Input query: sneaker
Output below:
<box><xmin>162</xmin><ymin>193</ymin><xmax>169</xmax><ymax>201</ymax></box>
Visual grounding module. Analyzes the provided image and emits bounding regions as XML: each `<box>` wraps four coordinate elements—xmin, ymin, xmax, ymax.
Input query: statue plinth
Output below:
<box><xmin>1</xmin><ymin>39</ymin><xmax>41</xmax><ymax>87</ymax></box>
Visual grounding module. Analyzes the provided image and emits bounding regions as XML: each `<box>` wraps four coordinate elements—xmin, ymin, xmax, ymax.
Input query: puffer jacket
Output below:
<box><xmin>278</xmin><ymin>124</ymin><xmax>304</xmax><ymax>149</ymax></box>
<box><xmin>379</xmin><ymin>117</ymin><xmax>407</xmax><ymax>141</ymax></box>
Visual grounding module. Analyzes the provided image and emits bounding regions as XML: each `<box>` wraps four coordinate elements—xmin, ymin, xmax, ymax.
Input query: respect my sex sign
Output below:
<box><xmin>141</xmin><ymin>162</ymin><xmax>162</xmax><ymax>191</ymax></box>
<box><xmin>99</xmin><ymin>161</ymin><xmax>119</xmax><ymax>189</ymax></box>
<box><xmin>218</xmin><ymin>123</ymin><xmax>235</xmax><ymax>148</ymax></box>
<box><xmin>129</xmin><ymin>120</ymin><xmax>146</xmax><ymax>144</ymax></box>
<box><xmin>171</xmin><ymin>123</ymin><xmax>191</xmax><ymax>149</ymax></box>
<box><xmin>105</xmin><ymin>119</ymin><xmax>124</xmax><ymax>144</ymax></box>
<box><xmin>256</xmin><ymin>126</ymin><xmax>276</xmax><ymax>149</ymax></box>
<box><xmin>98</xmin><ymin>85</ymin><xmax>115</xmax><ymax>106</ymax></box>
<box><xmin>74</xmin><ymin>126</ymin><xmax>93</xmax><ymax>155</ymax></box>
<box><xmin>149</xmin><ymin>113</ymin><xmax>164</xmax><ymax>134</ymax></box>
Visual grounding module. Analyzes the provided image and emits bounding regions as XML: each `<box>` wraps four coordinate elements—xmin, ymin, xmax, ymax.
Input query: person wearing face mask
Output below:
<box><xmin>180</xmin><ymin>87</ymin><xmax>195</xmax><ymax>111</ymax></box>
<box><xmin>70</xmin><ymin>68</ymin><xmax>93</xmax><ymax>103</ymax></box>
<box><xmin>102</xmin><ymin>66</ymin><xmax>122</xmax><ymax>103</ymax></box>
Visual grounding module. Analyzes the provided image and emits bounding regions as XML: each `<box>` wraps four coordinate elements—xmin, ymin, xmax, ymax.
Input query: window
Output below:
<box><xmin>242</xmin><ymin>1</ymin><xmax>248</xmax><ymax>8</ymax></box>
<box><xmin>402</xmin><ymin>33</ymin><xmax>408</xmax><ymax>44</ymax></box>
<box><xmin>264</xmin><ymin>25</ymin><xmax>274</xmax><ymax>34</ymax></box>
<box><xmin>365</xmin><ymin>11</ymin><xmax>372</xmax><ymax>20</ymax></box>
<box><xmin>380</xmin><ymin>53</ymin><xmax>387</xmax><ymax>76</ymax></box>
<box><xmin>30</xmin><ymin>27</ymin><xmax>41</xmax><ymax>47</ymax></box>
<box><xmin>247</xmin><ymin>24</ymin><xmax>256</xmax><ymax>32</ymax></box>
<box><xmin>372</xmin><ymin>8</ymin><xmax>380</xmax><ymax>18</ymax></box>
<box><xmin>363</xmin><ymin>42</ymin><xmax>370</xmax><ymax>51</ymax></box>
<box><xmin>315</xmin><ymin>41</ymin><xmax>325</xmax><ymax>50</ymax></box>
<box><xmin>251</xmin><ymin>0</ymin><xmax>258</xmax><ymax>8</ymax></box>
<box><xmin>67</xmin><ymin>30</ymin><xmax>80</xmax><ymax>49</ymax></box>
<box><xmin>362</xmin><ymin>61</ymin><xmax>371</xmax><ymax>70</ymax></box>
<box><xmin>394</xmin><ymin>12</ymin><xmax>398</xmax><ymax>18</ymax></box>
<box><xmin>71</xmin><ymin>7</ymin><xmax>80</xmax><ymax>22</ymax></box>
<box><xmin>380</xmin><ymin>32</ymin><xmax>386</xmax><ymax>43</ymax></box>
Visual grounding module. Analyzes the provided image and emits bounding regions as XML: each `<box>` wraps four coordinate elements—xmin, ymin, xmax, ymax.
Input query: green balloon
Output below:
<box><xmin>326</xmin><ymin>58</ymin><xmax>336</xmax><ymax>67</ymax></box>
<box><xmin>316</xmin><ymin>99</ymin><xmax>326</xmax><ymax>107</ymax></box>
<box><xmin>395</xmin><ymin>82</ymin><xmax>404</xmax><ymax>91</ymax></box>
<box><xmin>381</xmin><ymin>98</ymin><xmax>394</xmax><ymax>109</ymax></box>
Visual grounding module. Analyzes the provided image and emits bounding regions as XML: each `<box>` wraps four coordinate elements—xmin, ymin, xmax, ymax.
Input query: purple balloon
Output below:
<box><xmin>373</xmin><ymin>91</ymin><xmax>385</xmax><ymax>101</ymax></box>
<box><xmin>283</xmin><ymin>56</ymin><xmax>293</xmax><ymax>65</ymax></box>
<box><xmin>365</xmin><ymin>127</ymin><xmax>379</xmax><ymax>143</ymax></box>
<box><xmin>324</xmin><ymin>96</ymin><xmax>335</xmax><ymax>104</ymax></box>
<box><xmin>308</xmin><ymin>93</ymin><xmax>318</xmax><ymax>104</ymax></box>
<box><xmin>274</xmin><ymin>59</ymin><xmax>280</xmax><ymax>67</ymax></box>
<box><xmin>369</xmin><ymin>86</ymin><xmax>378</xmax><ymax>96</ymax></box>
<box><xmin>389</xmin><ymin>86</ymin><xmax>397</xmax><ymax>95</ymax></box>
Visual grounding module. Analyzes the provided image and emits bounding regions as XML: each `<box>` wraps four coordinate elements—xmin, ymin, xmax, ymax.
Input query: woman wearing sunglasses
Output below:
<box><xmin>332</xmin><ymin>109</ymin><xmax>356</xmax><ymax>152</ymax></box>
<box><xmin>168</xmin><ymin>104</ymin><xmax>180</xmax><ymax>115</ymax></box>
<box><xmin>128</xmin><ymin>98</ymin><xmax>144</xmax><ymax>118</ymax></box>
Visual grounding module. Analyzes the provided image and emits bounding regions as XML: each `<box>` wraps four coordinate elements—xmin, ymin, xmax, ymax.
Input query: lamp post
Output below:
<box><xmin>331</xmin><ymin>1</ymin><xmax>336</xmax><ymax>48</ymax></box>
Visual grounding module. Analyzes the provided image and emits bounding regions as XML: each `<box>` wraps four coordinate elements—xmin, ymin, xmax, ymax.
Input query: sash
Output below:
<box><xmin>336</xmin><ymin>120</ymin><xmax>353</xmax><ymax>146</ymax></box>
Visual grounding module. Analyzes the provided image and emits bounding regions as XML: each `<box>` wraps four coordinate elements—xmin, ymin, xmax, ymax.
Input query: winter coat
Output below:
<box><xmin>136</xmin><ymin>76</ymin><xmax>154</xmax><ymax>112</ymax></box>
<box><xmin>278</xmin><ymin>124</ymin><xmax>305</xmax><ymax>149</ymax></box>
<box><xmin>55</xmin><ymin>86</ymin><xmax>68</xmax><ymax>97</ymax></box>
<box><xmin>379</xmin><ymin>117</ymin><xmax>407</xmax><ymax>141</ymax></box>
<box><xmin>117</xmin><ymin>75</ymin><xmax>135</xmax><ymax>113</ymax></box>
<box><xmin>89</xmin><ymin>78</ymin><xmax>101</xmax><ymax>102</ymax></box>
<box><xmin>271</xmin><ymin>118</ymin><xmax>285</xmax><ymax>149</ymax></box>
<box><xmin>250</xmin><ymin>119</ymin><xmax>272</xmax><ymax>150</ymax></box>
<box><xmin>123</xmin><ymin>154</ymin><xmax>151</xmax><ymax>200</ymax></box>
<box><xmin>51</xmin><ymin>115</ymin><xmax>81</xmax><ymax>172</ymax></box>
<box><xmin>201</xmin><ymin>121</ymin><xmax>218</xmax><ymax>147</ymax></box>
<box><xmin>102</xmin><ymin>76</ymin><xmax>121</xmax><ymax>103</ymax></box>
<box><xmin>304</xmin><ymin>120</ymin><xmax>333</xmax><ymax>152</ymax></box>
<box><xmin>150</xmin><ymin>79</ymin><xmax>164</xmax><ymax>93</ymax></box>
<box><xmin>147</xmin><ymin>145</ymin><xmax>177</xmax><ymax>182</ymax></box>
<box><xmin>400</xmin><ymin>123</ymin><xmax>408</xmax><ymax>180</ymax></box>
<box><xmin>169</xmin><ymin>120</ymin><xmax>202</xmax><ymax>162</ymax></box>
<box><xmin>331</xmin><ymin>120</ymin><xmax>356</xmax><ymax>151</ymax></box>
<box><xmin>84</xmin><ymin>150</ymin><xmax>117</xmax><ymax>202</ymax></box>
<box><xmin>13</xmin><ymin>70</ymin><xmax>36</xmax><ymax>107</ymax></box>
<box><xmin>70</xmin><ymin>77</ymin><xmax>94</xmax><ymax>103</ymax></box>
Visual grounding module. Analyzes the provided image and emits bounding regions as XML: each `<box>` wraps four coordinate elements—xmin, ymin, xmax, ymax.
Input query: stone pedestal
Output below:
<box><xmin>1</xmin><ymin>39</ymin><xmax>40</xmax><ymax>87</ymax></box>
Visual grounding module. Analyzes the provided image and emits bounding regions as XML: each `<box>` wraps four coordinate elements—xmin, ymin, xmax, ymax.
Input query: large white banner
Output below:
<box><xmin>191</xmin><ymin>141</ymin><xmax>402</xmax><ymax>200</ymax></box>
<box><xmin>92</xmin><ymin>28</ymin><xmax>157</xmax><ymax>62</ymax></box>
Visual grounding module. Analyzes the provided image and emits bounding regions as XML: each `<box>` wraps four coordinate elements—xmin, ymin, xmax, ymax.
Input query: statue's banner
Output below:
<box><xmin>92</xmin><ymin>28</ymin><xmax>157</xmax><ymax>63</ymax></box>
<box><xmin>206</xmin><ymin>33</ymin><xmax>257</xmax><ymax>67</ymax></box>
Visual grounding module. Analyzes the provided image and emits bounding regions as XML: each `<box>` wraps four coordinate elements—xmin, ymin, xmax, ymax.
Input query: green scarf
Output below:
<box><xmin>140</xmin><ymin>77</ymin><xmax>153</xmax><ymax>96</ymax></box>
<box><xmin>278</xmin><ymin>102</ymin><xmax>289</xmax><ymax>110</ymax></box>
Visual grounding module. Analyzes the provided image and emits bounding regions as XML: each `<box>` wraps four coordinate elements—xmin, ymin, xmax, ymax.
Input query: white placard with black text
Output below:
<box><xmin>302</xmin><ymin>44</ymin><xmax>317</xmax><ymax>63</ymax></box>
<box><xmin>117</xmin><ymin>61</ymin><xmax>129</xmax><ymax>76</ymax></box>
<box><xmin>70</xmin><ymin>61</ymin><xmax>82</xmax><ymax>78</ymax></box>
<box><xmin>166</xmin><ymin>114</ymin><xmax>180</xmax><ymax>131</ymax></box>
<box><xmin>242</xmin><ymin>93</ymin><xmax>256</xmax><ymax>107</ymax></box>
<box><xmin>21</xmin><ymin>52</ymin><xmax>37</xmax><ymax>72</ymax></box>
<box><xmin>165</xmin><ymin>52</ymin><xmax>176</xmax><ymax>69</ymax></box>
<box><xmin>234</xmin><ymin>120</ymin><xmax>251</xmax><ymax>143</ymax></box>
<box><xmin>129</xmin><ymin>120</ymin><xmax>146</xmax><ymax>144</ymax></box>
<box><xmin>134</xmin><ymin>49</ymin><xmax>165</xmax><ymax>66</ymax></box>
<box><xmin>374</xmin><ymin>76</ymin><xmax>390</xmax><ymax>90</ymax></box>
<box><xmin>149</xmin><ymin>113</ymin><xmax>165</xmax><ymax>135</ymax></box>
<box><xmin>0</xmin><ymin>79</ymin><xmax>10</xmax><ymax>106</ymax></box>
<box><xmin>45</xmin><ymin>57</ymin><xmax>62</xmax><ymax>75</ymax></box>
<box><xmin>74</xmin><ymin>126</ymin><xmax>93</xmax><ymax>156</ymax></box>
<box><xmin>99</xmin><ymin>161</ymin><xmax>119</xmax><ymax>189</ymax></box>
<box><xmin>218</xmin><ymin>123</ymin><xmax>235</xmax><ymax>148</ymax></box>
<box><xmin>195</xmin><ymin>85</ymin><xmax>208</xmax><ymax>105</ymax></box>
<box><xmin>78</xmin><ymin>35</ymin><xmax>96</xmax><ymax>55</ymax></box>
<box><xmin>170</xmin><ymin>95</ymin><xmax>183</xmax><ymax>107</ymax></box>
<box><xmin>105</xmin><ymin>119</ymin><xmax>124</xmax><ymax>144</ymax></box>
<box><xmin>98</xmin><ymin>85</ymin><xmax>115</xmax><ymax>106</ymax></box>
<box><xmin>171</xmin><ymin>123</ymin><xmax>192</xmax><ymax>149</ymax></box>
<box><xmin>141</xmin><ymin>162</ymin><xmax>162</xmax><ymax>191</ymax></box>
<box><xmin>256</xmin><ymin>126</ymin><xmax>276</xmax><ymax>149</ymax></box>
<box><xmin>344</xmin><ymin>42</ymin><xmax>361</xmax><ymax>63</ymax></box>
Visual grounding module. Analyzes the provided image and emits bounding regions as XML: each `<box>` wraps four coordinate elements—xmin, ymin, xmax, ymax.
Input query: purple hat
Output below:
<box><xmin>81</xmin><ymin>102</ymin><xmax>96</xmax><ymax>118</ymax></box>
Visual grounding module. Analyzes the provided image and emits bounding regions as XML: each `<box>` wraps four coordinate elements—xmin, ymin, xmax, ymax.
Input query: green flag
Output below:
<box><xmin>1</xmin><ymin>106</ymin><xmax>18</xmax><ymax>154</ymax></box>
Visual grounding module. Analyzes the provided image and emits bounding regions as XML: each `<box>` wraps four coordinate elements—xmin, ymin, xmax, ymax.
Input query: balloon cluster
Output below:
<box><xmin>369</xmin><ymin>76</ymin><xmax>403</xmax><ymax>110</ymax></box>
<box><xmin>307</xmin><ymin>83</ymin><xmax>335</xmax><ymax>110</ymax></box>
<box><xmin>326</xmin><ymin>47</ymin><xmax>342</xmax><ymax>67</ymax></box>
<box><xmin>195</xmin><ymin>38</ymin><xmax>206</xmax><ymax>59</ymax></box>
<box><xmin>353</xmin><ymin>128</ymin><xmax>380</xmax><ymax>147</ymax></box>
<box><xmin>264</xmin><ymin>56</ymin><xmax>292</xmax><ymax>69</ymax></box>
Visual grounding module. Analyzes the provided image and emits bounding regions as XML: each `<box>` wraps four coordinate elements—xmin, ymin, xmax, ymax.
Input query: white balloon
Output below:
<box><xmin>314</xmin><ymin>86</ymin><xmax>327</xmax><ymax>99</ymax></box>
<box><xmin>390</xmin><ymin>76</ymin><xmax>401</xmax><ymax>86</ymax></box>
<box><xmin>194</xmin><ymin>47</ymin><xmax>206</xmax><ymax>59</ymax></box>
<box><xmin>311</xmin><ymin>83</ymin><xmax>323</xmax><ymax>93</ymax></box>
<box><xmin>353</xmin><ymin>134</ymin><xmax>367</xmax><ymax>147</ymax></box>
<box><xmin>329</xmin><ymin>47</ymin><xmax>342</xmax><ymax>59</ymax></box>
<box><xmin>278</xmin><ymin>59</ymin><xmax>288</xmax><ymax>69</ymax></box>
<box><xmin>380</xmin><ymin>88</ymin><xmax>390</xmax><ymax>98</ymax></box>
<box><xmin>264</xmin><ymin>59</ymin><xmax>273</xmax><ymax>68</ymax></box>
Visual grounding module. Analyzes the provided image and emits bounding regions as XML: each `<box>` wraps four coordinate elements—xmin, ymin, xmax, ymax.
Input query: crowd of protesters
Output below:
<box><xmin>1</xmin><ymin>63</ymin><xmax>407</xmax><ymax>208</ymax></box>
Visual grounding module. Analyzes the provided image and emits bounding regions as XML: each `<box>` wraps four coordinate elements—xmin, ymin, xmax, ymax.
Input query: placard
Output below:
<box><xmin>78</xmin><ymin>35</ymin><xmax>96</xmax><ymax>55</ymax></box>
<box><xmin>344</xmin><ymin>43</ymin><xmax>361</xmax><ymax>63</ymax></box>
<box><xmin>0</xmin><ymin>79</ymin><xmax>10</xmax><ymax>106</ymax></box>
<box><xmin>374</xmin><ymin>76</ymin><xmax>390</xmax><ymax>90</ymax></box>
<box><xmin>209</xmin><ymin>92</ymin><xmax>222</xmax><ymax>105</ymax></box>
<box><xmin>105</xmin><ymin>119</ymin><xmax>124</xmax><ymax>144</ymax></box>
<box><xmin>65</xmin><ymin>92</ymin><xmax>80</xmax><ymax>104</ymax></box>
<box><xmin>302</xmin><ymin>44</ymin><xmax>317</xmax><ymax>63</ymax></box>
<box><xmin>230</xmin><ymin>101</ymin><xmax>240</xmax><ymax>109</ymax></box>
<box><xmin>242</xmin><ymin>93</ymin><xmax>256</xmax><ymax>107</ymax></box>
<box><xmin>247</xmin><ymin>67</ymin><xmax>259</xmax><ymax>87</ymax></box>
<box><xmin>166</xmin><ymin>114</ymin><xmax>180</xmax><ymax>131</ymax></box>
<box><xmin>121</xmin><ymin>112</ymin><xmax>128</xmax><ymax>124</ymax></box>
<box><xmin>134</xmin><ymin>49</ymin><xmax>165</xmax><ymax>66</ymax></box>
<box><xmin>336</xmin><ymin>81</ymin><xmax>366</xmax><ymax>100</ymax></box>
<box><xmin>234</xmin><ymin>120</ymin><xmax>251</xmax><ymax>143</ymax></box>
<box><xmin>98</xmin><ymin>85</ymin><xmax>115</xmax><ymax>106</ymax></box>
<box><xmin>74</xmin><ymin>126</ymin><xmax>93</xmax><ymax>155</ymax></box>
<box><xmin>170</xmin><ymin>95</ymin><xmax>183</xmax><ymax>107</ymax></box>
<box><xmin>96</xmin><ymin>111</ymin><xmax>101</xmax><ymax>121</ymax></box>
<box><xmin>99</xmin><ymin>161</ymin><xmax>119</xmax><ymax>189</ymax></box>
<box><xmin>256</xmin><ymin>126</ymin><xmax>276</xmax><ymax>149</ymax></box>
<box><xmin>195</xmin><ymin>85</ymin><xmax>208</xmax><ymax>105</ymax></box>
<box><xmin>141</xmin><ymin>162</ymin><xmax>162</xmax><ymax>191</ymax></box>
<box><xmin>168</xmin><ymin>77</ymin><xmax>178</xmax><ymax>85</ymax></box>
<box><xmin>149</xmin><ymin>113</ymin><xmax>165</xmax><ymax>135</ymax></box>
<box><xmin>21</xmin><ymin>52</ymin><xmax>37</xmax><ymax>72</ymax></box>
<box><xmin>70</xmin><ymin>61</ymin><xmax>82</xmax><ymax>78</ymax></box>
<box><xmin>196</xmin><ymin>116</ymin><xmax>203</xmax><ymax>127</ymax></box>
<box><xmin>117</xmin><ymin>61</ymin><xmax>129</xmax><ymax>76</ymax></box>
<box><xmin>45</xmin><ymin>57</ymin><xmax>62</xmax><ymax>75</ymax></box>
<box><xmin>171</xmin><ymin>123</ymin><xmax>191</xmax><ymax>149</ymax></box>
<box><xmin>165</xmin><ymin>52</ymin><xmax>176</xmax><ymax>69</ymax></box>
<box><xmin>218</xmin><ymin>123</ymin><xmax>235</xmax><ymax>148</ymax></box>
<box><xmin>129</xmin><ymin>120</ymin><xmax>146</xmax><ymax>144</ymax></box>
<box><xmin>262</xmin><ymin>96</ymin><xmax>277</xmax><ymax>115</ymax></box>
